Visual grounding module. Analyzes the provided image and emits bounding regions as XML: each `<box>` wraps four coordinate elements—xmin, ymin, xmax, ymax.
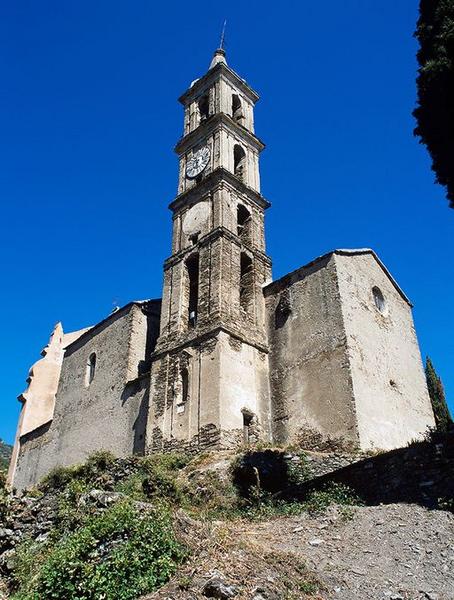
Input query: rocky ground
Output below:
<box><xmin>143</xmin><ymin>503</ymin><xmax>454</xmax><ymax>600</ymax></box>
<box><xmin>255</xmin><ymin>504</ymin><xmax>453</xmax><ymax>600</ymax></box>
<box><xmin>1</xmin><ymin>450</ymin><xmax>453</xmax><ymax>599</ymax></box>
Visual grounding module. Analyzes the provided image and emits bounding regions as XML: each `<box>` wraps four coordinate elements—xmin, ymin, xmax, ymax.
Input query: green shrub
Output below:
<box><xmin>181</xmin><ymin>469</ymin><xmax>238</xmax><ymax>519</ymax></box>
<box><xmin>39</xmin><ymin>451</ymin><xmax>117</xmax><ymax>492</ymax></box>
<box><xmin>83</xmin><ymin>449</ymin><xmax>116</xmax><ymax>472</ymax></box>
<box><xmin>141</xmin><ymin>452</ymin><xmax>190</xmax><ymax>472</ymax></box>
<box><xmin>438</xmin><ymin>496</ymin><xmax>454</xmax><ymax>513</ymax></box>
<box><xmin>137</xmin><ymin>453</ymin><xmax>190</xmax><ymax>502</ymax></box>
<box><xmin>111</xmin><ymin>453</ymin><xmax>190</xmax><ymax>503</ymax></box>
<box><xmin>238</xmin><ymin>497</ymin><xmax>306</xmax><ymax>521</ymax></box>
<box><xmin>9</xmin><ymin>538</ymin><xmax>52</xmax><ymax>599</ymax></box>
<box><xmin>230</xmin><ymin>481</ymin><xmax>361</xmax><ymax>521</ymax></box>
<box><xmin>11</xmin><ymin>501</ymin><xmax>186</xmax><ymax>600</ymax></box>
<box><xmin>114</xmin><ymin>472</ymin><xmax>147</xmax><ymax>501</ymax></box>
<box><xmin>55</xmin><ymin>479</ymin><xmax>90</xmax><ymax>530</ymax></box>
<box><xmin>302</xmin><ymin>482</ymin><xmax>362</xmax><ymax>514</ymax></box>
<box><xmin>40</xmin><ymin>465</ymin><xmax>76</xmax><ymax>491</ymax></box>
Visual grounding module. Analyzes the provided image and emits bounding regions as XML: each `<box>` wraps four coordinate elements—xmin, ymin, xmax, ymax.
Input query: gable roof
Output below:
<box><xmin>63</xmin><ymin>299</ymin><xmax>161</xmax><ymax>355</ymax></box>
<box><xmin>264</xmin><ymin>248</ymin><xmax>412</xmax><ymax>306</ymax></box>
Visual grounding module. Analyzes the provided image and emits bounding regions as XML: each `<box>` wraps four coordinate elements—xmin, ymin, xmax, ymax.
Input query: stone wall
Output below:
<box><xmin>264</xmin><ymin>249</ymin><xmax>435</xmax><ymax>452</ymax></box>
<box><xmin>292</xmin><ymin>431</ymin><xmax>454</xmax><ymax>509</ymax></box>
<box><xmin>13</xmin><ymin>301</ymin><xmax>161</xmax><ymax>490</ymax></box>
<box><xmin>7</xmin><ymin>324</ymin><xmax>90</xmax><ymax>486</ymax></box>
<box><xmin>264</xmin><ymin>254</ymin><xmax>359</xmax><ymax>448</ymax></box>
<box><xmin>10</xmin><ymin>422</ymin><xmax>53</xmax><ymax>491</ymax></box>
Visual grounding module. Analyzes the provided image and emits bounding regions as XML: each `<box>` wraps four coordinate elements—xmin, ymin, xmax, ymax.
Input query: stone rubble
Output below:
<box><xmin>253</xmin><ymin>503</ymin><xmax>454</xmax><ymax>600</ymax></box>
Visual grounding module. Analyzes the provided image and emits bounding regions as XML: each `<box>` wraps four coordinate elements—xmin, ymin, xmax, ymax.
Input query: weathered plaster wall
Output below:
<box><xmin>264</xmin><ymin>255</ymin><xmax>358</xmax><ymax>448</ymax></box>
<box><xmin>334</xmin><ymin>252</ymin><xmax>435</xmax><ymax>450</ymax></box>
<box><xmin>13</xmin><ymin>301</ymin><xmax>160</xmax><ymax>490</ymax></box>
<box><xmin>47</xmin><ymin>306</ymin><xmax>143</xmax><ymax>462</ymax></box>
<box><xmin>147</xmin><ymin>331</ymin><xmax>271</xmax><ymax>453</ymax></box>
<box><xmin>218</xmin><ymin>332</ymin><xmax>271</xmax><ymax>443</ymax></box>
<box><xmin>17</xmin><ymin>324</ymin><xmax>90</xmax><ymax>438</ymax></box>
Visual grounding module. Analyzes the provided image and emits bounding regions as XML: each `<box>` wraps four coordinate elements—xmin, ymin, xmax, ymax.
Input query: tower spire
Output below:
<box><xmin>219</xmin><ymin>19</ymin><xmax>227</xmax><ymax>50</ymax></box>
<box><xmin>209</xmin><ymin>20</ymin><xmax>228</xmax><ymax>69</ymax></box>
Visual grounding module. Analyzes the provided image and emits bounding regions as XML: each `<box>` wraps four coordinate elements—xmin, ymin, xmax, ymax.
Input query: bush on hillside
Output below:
<box><xmin>11</xmin><ymin>501</ymin><xmax>186</xmax><ymax>600</ymax></box>
<box><xmin>40</xmin><ymin>450</ymin><xmax>117</xmax><ymax>491</ymax></box>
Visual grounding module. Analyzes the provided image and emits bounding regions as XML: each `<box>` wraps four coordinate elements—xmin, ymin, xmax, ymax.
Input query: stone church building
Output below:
<box><xmin>9</xmin><ymin>49</ymin><xmax>435</xmax><ymax>490</ymax></box>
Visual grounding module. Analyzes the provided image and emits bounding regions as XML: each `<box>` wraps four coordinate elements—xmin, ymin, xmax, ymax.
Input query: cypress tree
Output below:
<box><xmin>414</xmin><ymin>0</ymin><xmax>454</xmax><ymax>208</ymax></box>
<box><xmin>425</xmin><ymin>357</ymin><xmax>452</xmax><ymax>431</ymax></box>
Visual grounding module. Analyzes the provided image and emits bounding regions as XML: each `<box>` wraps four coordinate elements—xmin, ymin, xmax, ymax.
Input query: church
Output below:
<box><xmin>8</xmin><ymin>48</ymin><xmax>435</xmax><ymax>490</ymax></box>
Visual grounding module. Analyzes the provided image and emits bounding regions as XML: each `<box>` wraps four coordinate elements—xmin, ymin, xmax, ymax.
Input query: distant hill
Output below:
<box><xmin>0</xmin><ymin>439</ymin><xmax>12</xmax><ymax>471</ymax></box>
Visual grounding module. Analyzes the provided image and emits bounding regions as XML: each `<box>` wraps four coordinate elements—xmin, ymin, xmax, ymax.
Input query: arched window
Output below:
<box><xmin>85</xmin><ymin>353</ymin><xmax>96</xmax><ymax>386</ymax></box>
<box><xmin>240</xmin><ymin>252</ymin><xmax>253</xmax><ymax>312</ymax></box>
<box><xmin>372</xmin><ymin>286</ymin><xmax>387</xmax><ymax>314</ymax></box>
<box><xmin>232</xmin><ymin>94</ymin><xmax>244</xmax><ymax>124</ymax></box>
<box><xmin>237</xmin><ymin>203</ymin><xmax>251</xmax><ymax>243</ymax></box>
<box><xmin>233</xmin><ymin>144</ymin><xmax>246</xmax><ymax>182</ymax></box>
<box><xmin>198</xmin><ymin>94</ymin><xmax>209</xmax><ymax>121</ymax></box>
<box><xmin>186</xmin><ymin>253</ymin><xmax>199</xmax><ymax>327</ymax></box>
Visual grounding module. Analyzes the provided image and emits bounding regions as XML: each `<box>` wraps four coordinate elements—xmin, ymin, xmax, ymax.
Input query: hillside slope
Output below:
<box><xmin>0</xmin><ymin>448</ymin><xmax>453</xmax><ymax>600</ymax></box>
<box><xmin>144</xmin><ymin>504</ymin><xmax>453</xmax><ymax>600</ymax></box>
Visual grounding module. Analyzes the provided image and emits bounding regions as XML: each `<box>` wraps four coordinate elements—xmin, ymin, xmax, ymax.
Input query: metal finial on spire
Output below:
<box><xmin>219</xmin><ymin>19</ymin><xmax>227</xmax><ymax>50</ymax></box>
<box><xmin>209</xmin><ymin>22</ymin><xmax>228</xmax><ymax>69</ymax></box>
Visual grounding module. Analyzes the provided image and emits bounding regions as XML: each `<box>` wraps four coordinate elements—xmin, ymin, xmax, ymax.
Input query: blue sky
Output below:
<box><xmin>0</xmin><ymin>1</ymin><xmax>452</xmax><ymax>444</ymax></box>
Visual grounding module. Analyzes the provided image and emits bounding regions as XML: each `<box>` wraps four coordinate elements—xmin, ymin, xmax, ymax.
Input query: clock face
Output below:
<box><xmin>186</xmin><ymin>146</ymin><xmax>210</xmax><ymax>179</ymax></box>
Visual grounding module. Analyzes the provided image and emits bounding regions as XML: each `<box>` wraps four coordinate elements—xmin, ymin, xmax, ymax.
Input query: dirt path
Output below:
<box><xmin>249</xmin><ymin>504</ymin><xmax>454</xmax><ymax>600</ymax></box>
<box><xmin>144</xmin><ymin>503</ymin><xmax>453</xmax><ymax>600</ymax></box>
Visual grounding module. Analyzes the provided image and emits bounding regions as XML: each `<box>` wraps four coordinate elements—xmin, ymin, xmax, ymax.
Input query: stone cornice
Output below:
<box><xmin>152</xmin><ymin>324</ymin><xmax>269</xmax><ymax>360</ymax></box>
<box><xmin>162</xmin><ymin>226</ymin><xmax>272</xmax><ymax>270</ymax></box>
<box><xmin>168</xmin><ymin>167</ymin><xmax>271</xmax><ymax>213</ymax></box>
<box><xmin>178</xmin><ymin>62</ymin><xmax>260</xmax><ymax>106</ymax></box>
<box><xmin>174</xmin><ymin>112</ymin><xmax>265</xmax><ymax>155</ymax></box>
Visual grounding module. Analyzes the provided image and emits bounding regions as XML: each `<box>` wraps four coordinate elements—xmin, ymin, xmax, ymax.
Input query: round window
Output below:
<box><xmin>372</xmin><ymin>286</ymin><xmax>386</xmax><ymax>314</ymax></box>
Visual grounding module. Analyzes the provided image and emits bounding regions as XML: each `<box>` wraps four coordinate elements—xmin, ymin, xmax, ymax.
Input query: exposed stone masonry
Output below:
<box><xmin>9</xmin><ymin>50</ymin><xmax>436</xmax><ymax>490</ymax></box>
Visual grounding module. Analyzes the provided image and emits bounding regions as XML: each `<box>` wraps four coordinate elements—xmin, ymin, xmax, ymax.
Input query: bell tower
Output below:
<box><xmin>147</xmin><ymin>48</ymin><xmax>272</xmax><ymax>452</ymax></box>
